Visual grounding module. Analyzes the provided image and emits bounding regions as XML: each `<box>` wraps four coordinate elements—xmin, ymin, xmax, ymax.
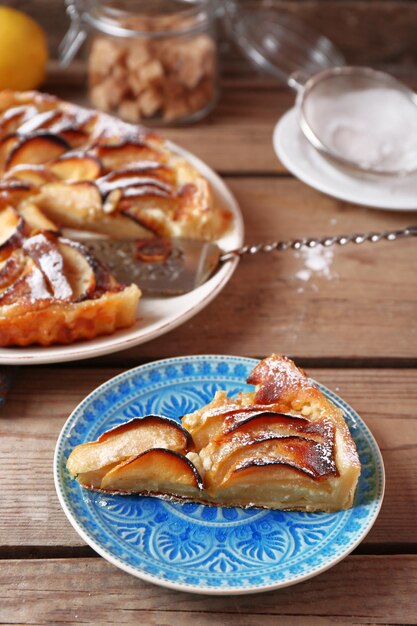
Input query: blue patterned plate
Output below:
<box><xmin>54</xmin><ymin>356</ymin><xmax>385</xmax><ymax>595</ymax></box>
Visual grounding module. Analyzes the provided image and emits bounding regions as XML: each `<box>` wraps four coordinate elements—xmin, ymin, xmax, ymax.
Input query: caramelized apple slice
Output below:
<box><xmin>213</xmin><ymin>462</ymin><xmax>343</xmax><ymax>512</ymax></box>
<box><xmin>57</xmin><ymin>128</ymin><xmax>89</xmax><ymax>149</ymax></box>
<box><xmin>17</xmin><ymin>110</ymin><xmax>64</xmax><ymax>135</ymax></box>
<box><xmin>204</xmin><ymin>436</ymin><xmax>338</xmax><ymax>495</ymax></box>
<box><xmin>0</xmin><ymin>134</ymin><xmax>19</xmax><ymax>168</ymax></box>
<box><xmin>0</xmin><ymin>256</ymin><xmax>52</xmax><ymax>305</ymax></box>
<box><xmin>50</xmin><ymin>155</ymin><xmax>102</xmax><ymax>181</ymax></box>
<box><xmin>23</xmin><ymin>233</ymin><xmax>73</xmax><ymax>300</ymax></box>
<box><xmin>5</xmin><ymin>133</ymin><xmax>70</xmax><ymax>170</ymax></box>
<box><xmin>181</xmin><ymin>391</ymin><xmax>268</xmax><ymax>450</ymax></box>
<box><xmin>18</xmin><ymin>203</ymin><xmax>59</xmax><ymax>232</ymax></box>
<box><xmin>75</xmin><ymin>111</ymin><xmax>98</xmax><ymax>135</ymax></box>
<box><xmin>35</xmin><ymin>180</ymin><xmax>151</xmax><ymax>237</ymax></box>
<box><xmin>0</xmin><ymin>180</ymin><xmax>38</xmax><ymax>207</ymax></box>
<box><xmin>221</xmin><ymin>411</ymin><xmax>317</xmax><ymax>439</ymax></box>
<box><xmin>35</xmin><ymin>181</ymin><xmax>103</xmax><ymax>226</ymax></box>
<box><xmin>100</xmin><ymin>448</ymin><xmax>203</xmax><ymax>498</ymax></box>
<box><xmin>121</xmin><ymin>198</ymin><xmax>179</xmax><ymax>237</ymax></box>
<box><xmin>0</xmin><ymin>206</ymin><xmax>26</xmax><ymax>260</ymax></box>
<box><xmin>67</xmin><ymin>415</ymin><xmax>191</xmax><ymax>485</ymax></box>
<box><xmin>0</xmin><ymin>249</ymin><xmax>26</xmax><ymax>290</ymax></box>
<box><xmin>4</xmin><ymin>164</ymin><xmax>59</xmax><ymax>186</ymax></box>
<box><xmin>97</xmin><ymin>164</ymin><xmax>175</xmax><ymax>193</ymax></box>
<box><xmin>57</xmin><ymin>239</ymin><xmax>106</xmax><ymax>300</ymax></box>
<box><xmin>0</xmin><ymin>105</ymin><xmax>38</xmax><ymax>136</ymax></box>
<box><xmin>96</xmin><ymin>142</ymin><xmax>166</xmax><ymax>171</ymax></box>
<box><xmin>225</xmin><ymin>410</ymin><xmax>337</xmax><ymax>439</ymax></box>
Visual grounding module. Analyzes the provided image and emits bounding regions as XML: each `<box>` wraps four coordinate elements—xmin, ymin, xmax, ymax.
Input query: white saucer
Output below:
<box><xmin>273</xmin><ymin>107</ymin><xmax>417</xmax><ymax>211</ymax></box>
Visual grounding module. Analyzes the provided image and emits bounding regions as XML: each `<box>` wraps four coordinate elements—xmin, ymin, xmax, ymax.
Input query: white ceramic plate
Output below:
<box><xmin>0</xmin><ymin>144</ymin><xmax>244</xmax><ymax>365</ymax></box>
<box><xmin>274</xmin><ymin>107</ymin><xmax>417</xmax><ymax>211</ymax></box>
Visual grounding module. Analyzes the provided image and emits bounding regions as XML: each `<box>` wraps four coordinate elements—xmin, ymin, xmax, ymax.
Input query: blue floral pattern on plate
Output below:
<box><xmin>54</xmin><ymin>356</ymin><xmax>385</xmax><ymax>594</ymax></box>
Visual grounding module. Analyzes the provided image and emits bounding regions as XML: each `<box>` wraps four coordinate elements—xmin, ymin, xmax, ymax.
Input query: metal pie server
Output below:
<box><xmin>75</xmin><ymin>225</ymin><xmax>417</xmax><ymax>296</ymax></box>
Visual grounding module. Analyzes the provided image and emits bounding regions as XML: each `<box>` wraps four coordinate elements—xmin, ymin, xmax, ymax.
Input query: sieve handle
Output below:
<box><xmin>220</xmin><ymin>225</ymin><xmax>417</xmax><ymax>261</ymax></box>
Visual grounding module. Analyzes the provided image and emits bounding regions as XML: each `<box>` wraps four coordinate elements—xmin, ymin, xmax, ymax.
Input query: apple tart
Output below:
<box><xmin>67</xmin><ymin>355</ymin><xmax>361</xmax><ymax>512</ymax></box>
<box><xmin>0</xmin><ymin>89</ymin><xmax>231</xmax><ymax>241</ymax></box>
<box><xmin>0</xmin><ymin>89</ymin><xmax>231</xmax><ymax>346</ymax></box>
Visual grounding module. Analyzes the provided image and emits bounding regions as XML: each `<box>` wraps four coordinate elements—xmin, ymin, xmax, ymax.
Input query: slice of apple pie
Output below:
<box><xmin>67</xmin><ymin>355</ymin><xmax>361</xmax><ymax>512</ymax></box>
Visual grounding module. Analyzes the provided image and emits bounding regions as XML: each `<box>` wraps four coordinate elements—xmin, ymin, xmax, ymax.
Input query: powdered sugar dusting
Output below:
<box><xmin>295</xmin><ymin>246</ymin><xmax>337</xmax><ymax>282</ymax></box>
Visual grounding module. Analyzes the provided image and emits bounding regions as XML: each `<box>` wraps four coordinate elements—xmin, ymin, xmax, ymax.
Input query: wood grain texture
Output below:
<box><xmin>1</xmin><ymin>556</ymin><xmax>417</xmax><ymax>624</ymax></box>
<box><xmin>0</xmin><ymin>367</ymin><xmax>416</xmax><ymax>547</ymax></box>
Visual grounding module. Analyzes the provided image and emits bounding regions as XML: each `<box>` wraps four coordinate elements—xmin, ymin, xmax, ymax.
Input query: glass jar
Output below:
<box><xmin>60</xmin><ymin>0</ymin><xmax>218</xmax><ymax>125</ymax></box>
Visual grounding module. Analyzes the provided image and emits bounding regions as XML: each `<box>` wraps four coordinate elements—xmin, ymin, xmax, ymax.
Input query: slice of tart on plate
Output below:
<box><xmin>67</xmin><ymin>354</ymin><xmax>361</xmax><ymax>512</ymax></box>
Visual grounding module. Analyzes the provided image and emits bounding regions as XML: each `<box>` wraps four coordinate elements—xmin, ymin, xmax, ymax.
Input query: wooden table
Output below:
<box><xmin>1</xmin><ymin>77</ymin><xmax>417</xmax><ymax>625</ymax></box>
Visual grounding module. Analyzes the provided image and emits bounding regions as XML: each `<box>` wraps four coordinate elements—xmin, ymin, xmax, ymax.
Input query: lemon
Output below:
<box><xmin>0</xmin><ymin>6</ymin><xmax>48</xmax><ymax>90</ymax></box>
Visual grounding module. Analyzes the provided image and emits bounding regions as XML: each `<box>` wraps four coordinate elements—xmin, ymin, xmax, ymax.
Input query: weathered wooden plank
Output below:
<box><xmin>0</xmin><ymin>367</ymin><xmax>416</xmax><ymax>546</ymax></box>
<box><xmin>1</xmin><ymin>555</ymin><xmax>416</xmax><ymax>624</ymax></box>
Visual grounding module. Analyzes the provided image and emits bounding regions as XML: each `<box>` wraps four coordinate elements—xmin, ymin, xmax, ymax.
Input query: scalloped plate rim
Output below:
<box><xmin>54</xmin><ymin>355</ymin><xmax>385</xmax><ymax>595</ymax></box>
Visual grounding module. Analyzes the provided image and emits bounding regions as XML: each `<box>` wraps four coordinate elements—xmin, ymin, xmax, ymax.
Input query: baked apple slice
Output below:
<box><xmin>67</xmin><ymin>416</ymin><xmax>191</xmax><ymax>489</ymax></box>
<box><xmin>203</xmin><ymin>431</ymin><xmax>338</xmax><ymax>491</ymax></box>
<box><xmin>17</xmin><ymin>110</ymin><xmax>64</xmax><ymax>135</ymax></box>
<box><xmin>96</xmin><ymin>142</ymin><xmax>166</xmax><ymax>171</ymax></box>
<box><xmin>49</xmin><ymin>155</ymin><xmax>102</xmax><ymax>181</ymax></box>
<box><xmin>34</xmin><ymin>180</ymin><xmax>147</xmax><ymax>237</ymax></box>
<box><xmin>57</xmin><ymin>128</ymin><xmax>90</xmax><ymax>149</ymax></box>
<box><xmin>181</xmin><ymin>392</ymin><xmax>274</xmax><ymax>450</ymax></box>
<box><xmin>100</xmin><ymin>448</ymin><xmax>204</xmax><ymax>499</ymax></box>
<box><xmin>0</xmin><ymin>249</ymin><xmax>26</xmax><ymax>290</ymax></box>
<box><xmin>0</xmin><ymin>180</ymin><xmax>38</xmax><ymax>207</ymax></box>
<box><xmin>0</xmin><ymin>255</ymin><xmax>51</xmax><ymax>305</ymax></box>
<box><xmin>59</xmin><ymin>240</ymin><xmax>97</xmax><ymax>300</ymax></box>
<box><xmin>212</xmin><ymin>461</ymin><xmax>346</xmax><ymax>512</ymax></box>
<box><xmin>5</xmin><ymin>133</ymin><xmax>69</xmax><ymax>170</ymax></box>
<box><xmin>97</xmin><ymin>164</ymin><xmax>175</xmax><ymax>192</ymax></box>
<box><xmin>18</xmin><ymin>202</ymin><xmax>59</xmax><ymax>232</ymax></box>
<box><xmin>0</xmin><ymin>105</ymin><xmax>38</xmax><ymax>136</ymax></box>
<box><xmin>4</xmin><ymin>164</ymin><xmax>59</xmax><ymax>186</ymax></box>
<box><xmin>0</xmin><ymin>134</ymin><xmax>20</xmax><ymax>168</ymax></box>
<box><xmin>0</xmin><ymin>206</ymin><xmax>26</xmax><ymax>260</ymax></box>
<box><xmin>34</xmin><ymin>181</ymin><xmax>103</xmax><ymax>227</ymax></box>
<box><xmin>23</xmin><ymin>233</ymin><xmax>73</xmax><ymax>300</ymax></box>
